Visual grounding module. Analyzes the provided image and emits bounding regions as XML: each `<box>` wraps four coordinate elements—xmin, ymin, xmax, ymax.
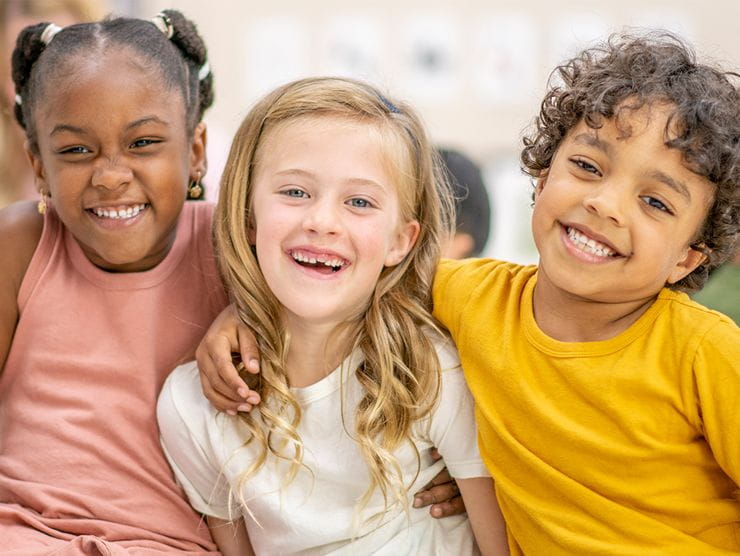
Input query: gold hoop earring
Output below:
<box><xmin>187</xmin><ymin>171</ymin><xmax>204</xmax><ymax>200</ymax></box>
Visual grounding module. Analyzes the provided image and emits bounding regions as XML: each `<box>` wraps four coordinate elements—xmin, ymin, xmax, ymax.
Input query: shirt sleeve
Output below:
<box><xmin>426</xmin><ymin>337</ymin><xmax>490</xmax><ymax>479</ymax></box>
<box><xmin>693</xmin><ymin>318</ymin><xmax>740</xmax><ymax>486</ymax></box>
<box><xmin>433</xmin><ymin>258</ymin><xmax>508</xmax><ymax>339</ymax></box>
<box><xmin>157</xmin><ymin>362</ymin><xmax>235</xmax><ymax>520</ymax></box>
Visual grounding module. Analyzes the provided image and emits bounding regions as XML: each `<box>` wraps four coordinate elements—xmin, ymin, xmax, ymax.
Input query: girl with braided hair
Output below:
<box><xmin>0</xmin><ymin>9</ymin><xmax>230</xmax><ymax>553</ymax></box>
<box><xmin>0</xmin><ymin>8</ymin><xmax>471</xmax><ymax>553</ymax></box>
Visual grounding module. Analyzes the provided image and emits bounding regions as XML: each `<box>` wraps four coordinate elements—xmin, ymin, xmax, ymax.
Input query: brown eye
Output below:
<box><xmin>59</xmin><ymin>145</ymin><xmax>90</xmax><ymax>154</ymax></box>
<box><xmin>571</xmin><ymin>158</ymin><xmax>600</xmax><ymax>175</ymax></box>
<box><xmin>640</xmin><ymin>195</ymin><xmax>672</xmax><ymax>214</ymax></box>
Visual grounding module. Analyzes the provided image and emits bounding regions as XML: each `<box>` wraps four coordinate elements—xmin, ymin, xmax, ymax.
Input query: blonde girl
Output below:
<box><xmin>157</xmin><ymin>77</ymin><xmax>508</xmax><ymax>555</ymax></box>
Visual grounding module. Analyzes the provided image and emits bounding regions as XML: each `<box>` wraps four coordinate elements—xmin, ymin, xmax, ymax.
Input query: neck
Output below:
<box><xmin>283</xmin><ymin>316</ymin><xmax>355</xmax><ymax>388</ymax></box>
<box><xmin>532</xmin><ymin>272</ymin><xmax>657</xmax><ymax>342</ymax></box>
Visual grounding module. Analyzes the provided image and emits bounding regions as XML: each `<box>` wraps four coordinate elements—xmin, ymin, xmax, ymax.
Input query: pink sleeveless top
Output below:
<box><xmin>0</xmin><ymin>202</ymin><xmax>228</xmax><ymax>554</ymax></box>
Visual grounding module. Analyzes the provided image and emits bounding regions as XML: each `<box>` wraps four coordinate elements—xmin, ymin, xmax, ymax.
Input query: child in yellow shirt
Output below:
<box><xmin>198</xmin><ymin>32</ymin><xmax>739</xmax><ymax>554</ymax></box>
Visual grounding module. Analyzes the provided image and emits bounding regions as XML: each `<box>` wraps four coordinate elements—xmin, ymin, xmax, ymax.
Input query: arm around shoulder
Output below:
<box><xmin>0</xmin><ymin>201</ymin><xmax>43</xmax><ymax>370</ymax></box>
<box><xmin>457</xmin><ymin>477</ymin><xmax>509</xmax><ymax>555</ymax></box>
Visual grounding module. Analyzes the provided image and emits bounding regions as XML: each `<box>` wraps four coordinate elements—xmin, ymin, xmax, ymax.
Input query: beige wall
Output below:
<box><xmin>143</xmin><ymin>0</ymin><xmax>740</xmax><ymax>260</ymax></box>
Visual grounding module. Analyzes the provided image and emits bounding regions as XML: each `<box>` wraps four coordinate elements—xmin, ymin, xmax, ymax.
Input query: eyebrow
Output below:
<box><xmin>50</xmin><ymin>116</ymin><xmax>169</xmax><ymax>137</ymax></box>
<box><xmin>125</xmin><ymin>116</ymin><xmax>169</xmax><ymax>131</ymax></box>
<box><xmin>276</xmin><ymin>169</ymin><xmax>387</xmax><ymax>190</ymax></box>
<box><xmin>649</xmin><ymin>170</ymin><xmax>692</xmax><ymax>201</ymax></box>
<box><xmin>50</xmin><ymin>124</ymin><xmax>85</xmax><ymax>136</ymax></box>
<box><xmin>572</xmin><ymin>133</ymin><xmax>612</xmax><ymax>154</ymax></box>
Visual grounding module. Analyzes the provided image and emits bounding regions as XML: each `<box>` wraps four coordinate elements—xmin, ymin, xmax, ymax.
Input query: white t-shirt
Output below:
<box><xmin>157</xmin><ymin>338</ymin><xmax>487</xmax><ymax>555</ymax></box>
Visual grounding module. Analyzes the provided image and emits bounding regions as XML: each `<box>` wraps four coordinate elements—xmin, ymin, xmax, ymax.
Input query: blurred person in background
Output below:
<box><xmin>438</xmin><ymin>147</ymin><xmax>492</xmax><ymax>259</ymax></box>
<box><xmin>0</xmin><ymin>0</ymin><xmax>105</xmax><ymax>208</ymax></box>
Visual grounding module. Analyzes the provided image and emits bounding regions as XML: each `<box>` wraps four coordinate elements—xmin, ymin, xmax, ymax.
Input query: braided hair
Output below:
<box><xmin>11</xmin><ymin>9</ymin><xmax>213</xmax><ymax>151</ymax></box>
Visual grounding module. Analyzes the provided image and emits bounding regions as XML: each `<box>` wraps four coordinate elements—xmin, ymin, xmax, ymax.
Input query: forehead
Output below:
<box><xmin>36</xmin><ymin>50</ymin><xmax>186</xmax><ymax>129</ymax></box>
<box><xmin>258</xmin><ymin>116</ymin><xmax>381</xmax><ymax>168</ymax></box>
<box><xmin>258</xmin><ymin>115</ymin><xmax>412</xmax><ymax>185</ymax></box>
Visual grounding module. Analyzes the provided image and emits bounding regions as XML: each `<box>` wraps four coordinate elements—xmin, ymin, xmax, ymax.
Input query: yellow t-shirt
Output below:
<box><xmin>433</xmin><ymin>258</ymin><xmax>740</xmax><ymax>555</ymax></box>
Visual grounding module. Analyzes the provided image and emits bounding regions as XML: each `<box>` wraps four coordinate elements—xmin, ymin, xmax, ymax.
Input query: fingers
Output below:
<box><xmin>413</xmin><ymin>477</ymin><xmax>460</xmax><ymax>509</ymax></box>
<box><xmin>195</xmin><ymin>305</ymin><xmax>263</xmax><ymax>414</ymax></box>
<box><xmin>427</xmin><ymin>467</ymin><xmax>451</xmax><ymax>486</ymax></box>
<box><xmin>237</xmin><ymin>327</ymin><xmax>261</xmax><ymax>380</ymax></box>
<box><xmin>429</xmin><ymin>496</ymin><xmax>466</xmax><ymax>518</ymax></box>
<box><xmin>199</xmin><ymin>376</ymin><xmax>252</xmax><ymax>415</ymax></box>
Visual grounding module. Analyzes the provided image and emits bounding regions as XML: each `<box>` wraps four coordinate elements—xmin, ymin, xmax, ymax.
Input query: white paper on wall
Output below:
<box><xmin>242</xmin><ymin>16</ymin><xmax>310</xmax><ymax>99</ymax></box>
<box><xmin>399</xmin><ymin>13</ymin><xmax>462</xmax><ymax>102</ymax></box>
<box><xmin>473</xmin><ymin>13</ymin><xmax>539</xmax><ymax>105</ymax></box>
<box><xmin>548</xmin><ymin>12</ymin><xmax>610</xmax><ymax>69</ymax></box>
<box><xmin>319</xmin><ymin>14</ymin><xmax>385</xmax><ymax>84</ymax></box>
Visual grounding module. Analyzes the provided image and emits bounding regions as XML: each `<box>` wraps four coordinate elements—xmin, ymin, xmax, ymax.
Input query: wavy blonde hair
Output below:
<box><xmin>214</xmin><ymin>77</ymin><xmax>454</xmax><ymax>519</ymax></box>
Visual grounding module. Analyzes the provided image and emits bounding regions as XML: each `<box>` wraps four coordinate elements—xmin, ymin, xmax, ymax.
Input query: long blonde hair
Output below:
<box><xmin>214</xmin><ymin>77</ymin><xmax>454</xmax><ymax>517</ymax></box>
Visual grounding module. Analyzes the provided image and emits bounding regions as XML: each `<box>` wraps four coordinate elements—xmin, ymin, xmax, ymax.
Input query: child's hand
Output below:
<box><xmin>413</xmin><ymin>449</ymin><xmax>466</xmax><ymax>518</ymax></box>
<box><xmin>196</xmin><ymin>304</ymin><xmax>261</xmax><ymax>415</ymax></box>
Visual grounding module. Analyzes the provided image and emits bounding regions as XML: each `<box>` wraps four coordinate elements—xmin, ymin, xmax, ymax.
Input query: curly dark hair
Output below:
<box><xmin>12</xmin><ymin>9</ymin><xmax>214</xmax><ymax>151</ymax></box>
<box><xmin>521</xmin><ymin>32</ymin><xmax>740</xmax><ymax>292</ymax></box>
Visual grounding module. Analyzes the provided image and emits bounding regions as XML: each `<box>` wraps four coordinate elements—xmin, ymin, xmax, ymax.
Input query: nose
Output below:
<box><xmin>91</xmin><ymin>158</ymin><xmax>133</xmax><ymax>191</ymax></box>
<box><xmin>302</xmin><ymin>198</ymin><xmax>342</xmax><ymax>236</ymax></box>
<box><xmin>583</xmin><ymin>182</ymin><xmax>628</xmax><ymax>226</ymax></box>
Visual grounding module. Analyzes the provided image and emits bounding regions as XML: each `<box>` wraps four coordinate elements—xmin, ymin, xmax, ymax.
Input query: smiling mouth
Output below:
<box><xmin>565</xmin><ymin>226</ymin><xmax>620</xmax><ymax>258</ymax></box>
<box><xmin>87</xmin><ymin>203</ymin><xmax>148</xmax><ymax>220</ymax></box>
<box><xmin>289</xmin><ymin>250</ymin><xmax>348</xmax><ymax>273</ymax></box>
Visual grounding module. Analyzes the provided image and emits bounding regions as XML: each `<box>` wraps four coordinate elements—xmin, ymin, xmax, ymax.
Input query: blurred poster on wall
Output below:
<box><xmin>320</xmin><ymin>14</ymin><xmax>385</xmax><ymax>84</ymax></box>
<box><xmin>399</xmin><ymin>13</ymin><xmax>462</xmax><ymax>102</ymax></box>
<box><xmin>473</xmin><ymin>13</ymin><xmax>539</xmax><ymax>105</ymax></box>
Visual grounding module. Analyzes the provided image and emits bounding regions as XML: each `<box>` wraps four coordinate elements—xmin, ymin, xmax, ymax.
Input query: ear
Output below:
<box><xmin>25</xmin><ymin>141</ymin><xmax>48</xmax><ymax>194</ymax></box>
<box><xmin>189</xmin><ymin>121</ymin><xmax>207</xmax><ymax>179</ymax></box>
<box><xmin>384</xmin><ymin>219</ymin><xmax>420</xmax><ymax>267</ymax></box>
<box><xmin>534</xmin><ymin>171</ymin><xmax>549</xmax><ymax>200</ymax></box>
<box><xmin>666</xmin><ymin>244</ymin><xmax>708</xmax><ymax>285</ymax></box>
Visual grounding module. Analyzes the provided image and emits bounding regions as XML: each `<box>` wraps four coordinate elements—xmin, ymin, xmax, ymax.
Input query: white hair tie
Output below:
<box><xmin>198</xmin><ymin>61</ymin><xmax>210</xmax><ymax>81</ymax></box>
<box><xmin>151</xmin><ymin>13</ymin><xmax>174</xmax><ymax>39</ymax></box>
<box><xmin>40</xmin><ymin>23</ymin><xmax>63</xmax><ymax>45</ymax></box>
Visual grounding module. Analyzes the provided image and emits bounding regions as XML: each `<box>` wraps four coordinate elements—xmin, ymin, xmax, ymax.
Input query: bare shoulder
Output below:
<box><xmin>0</xmin><ymin>201</ymin><xmax>44</xmax><ymax>286</ymax></box>
<box><xmin>0</xmin><ymin>201</ymin><xmax>43</xmax><ymax>366</ymax></box>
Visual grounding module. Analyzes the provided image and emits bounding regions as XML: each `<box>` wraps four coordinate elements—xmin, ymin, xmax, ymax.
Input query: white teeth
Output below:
<box><xmin>92</xmin><ymin>204</ymin><xmax>146</xmax><ymax>220</ymax></box>
<box><xmin>567</xmin><ymin>227</ymin><xmax>616</xmax><ymax>257</ymax></box>
<box><xmin>290</xmin><ymin>251</ymin><xmax>346</xmax><ymax>268</ymax></box>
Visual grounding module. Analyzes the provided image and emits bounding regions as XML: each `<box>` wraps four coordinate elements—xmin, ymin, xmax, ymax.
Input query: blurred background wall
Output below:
<box><xmin>9</xmin><ymin>0</ymin><xmax>740</xmax><ymax>264</ymax></box>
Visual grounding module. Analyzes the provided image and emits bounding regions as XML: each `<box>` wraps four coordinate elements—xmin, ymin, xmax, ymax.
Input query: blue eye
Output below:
<box><xmin>348</xmin><ymin>198</ymin><xmax>372</xmax><ymax>208</ymax></box>
<box><xmin>641</xmin><ymin>195</ymin><xmax>672</xmax><ymax>214</ymax></box>
<box><xmin>283</xmin><ymin>188</ymin><xmax>308</xmax><ymax>198</ymax></box>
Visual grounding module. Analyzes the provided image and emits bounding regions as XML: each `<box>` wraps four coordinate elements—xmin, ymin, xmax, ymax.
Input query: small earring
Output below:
<box><xmin>37</xmin><ymin>192</ymin><xmax>48</xmax><ymax>215</ymax></box>
<box><xmin>187</xmin><ymin>172</ymin><xmax>204</xmax><ymax>200</ymax></box>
